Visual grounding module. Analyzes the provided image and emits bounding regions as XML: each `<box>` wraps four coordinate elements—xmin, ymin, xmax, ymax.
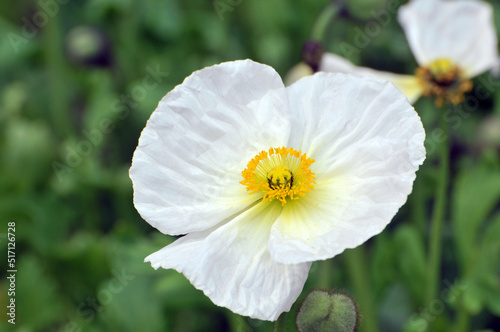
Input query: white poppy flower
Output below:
<box><xmin>129</xmin><ymin>59</ymin><xmax>426</xmax><ymax>321</ymax></box>
<box><xmin>320</xmin><ymin>53</ymin><xmax>424</xmax><ymax>104</ymax></box>
<box><xmin>321</xmin><ymin>0</ymin><xmax>498</xmax><ymax>106</ymax></box>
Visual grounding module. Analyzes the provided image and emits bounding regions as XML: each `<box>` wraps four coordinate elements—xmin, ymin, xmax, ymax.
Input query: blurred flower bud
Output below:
<box><xmin>474</xmin><ymin>115</ymin><xmax>500</xmax><ymax>154</ymax></box>
<box><xmin>65</xmin><ymin>26</ymin><xmax>112</xmax><ymax>67</ymax></box>
<box><xmin>284</xmin><ymin>62</ymin><xmax>314</xmax><ymax>86</ymax></box>
<box><xmin>3</xmin><ymin>120</ymin><xmax>55</xmax><ymax>192</ymax></box>
<box><xmin>297</xmin><ymin>290</ymin><xmax>359</xmax><ymax>332</ymax></box>
<box><xmin>302</xmin><ymin>40</ymin><xmax>325</xmax><ymax>72</ymax></box>
<box><xmin>1</xmin><ymin>81</ymin><xmax>28</xmax><ymax>120</ymax></box>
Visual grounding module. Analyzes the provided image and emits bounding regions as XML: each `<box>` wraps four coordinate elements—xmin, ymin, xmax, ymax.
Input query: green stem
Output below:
<box><xmin>43</xmin><ymin>5</ymin><xmax>73</xmax><ymax>138</ymax></box>
<box><xmin>274</xmin><ymin>312</ymin><xmax>287</xmax><ymax>332</ymax></box>
<box><xmin>227</xmin><ymin>313</ymin><xmax>247</xmax><ymax>332</ymax></box>
<box><xmin>344</xmin><ymin>247</ymin><xmax>378</xmax><ymax>332</ymax></box>
<box><xmin>411</xmin><ymin>175</ymin><xmax>427</xmax><ymax>235</ymax></box>
<box><xmin>425</xmin><ymin>112</ymin><xmax>449</xmax><ymax>308</ymax></box>
<box><xmin>115</xmin><ymin>0</ymin><xmax>141</xmax><ymax>83</ymax></box>
<box><xmin>454</xmin><ymin>304</ymin><xmax>470</xmax><ymax>332</ymax></box>
<box><xmin>318</xmin><ymin>259</ymin><xmax>333</xmax><ymax>289</ymax></box>
<box><xmin>311</xmin><ymin>1</ymin><xmax>341</xmax><ymax>41</ymax></box>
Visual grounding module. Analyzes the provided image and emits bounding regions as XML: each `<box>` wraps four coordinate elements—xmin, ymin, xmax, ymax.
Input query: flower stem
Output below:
<box><xmin>311</xmin><ymin>1</ymin><xmax>341</xmax><ymax>41</ymax></box>
<box><xmin>411</xmin><ymin>175</ymin><xmax>427</xmax><ymax>234</ymax></box>
<box><xmin>344</xmin><ymin>247</ymin><xmax>378</xmax><ymax>332</ymax></box>
<box><xmin>454</xmin><ymin>304</ymin><xmax>470</xmax><ymax>332</ymax></box>
<box><xmin>318</xmin><ymin>259</ymin><xmax>333</xmax><ymax>288</ymax></box>
<box><xmin>228</xmin><ymin>313</ymin><xmax>247</xmax><ymax>332</ymax></box>
<box><xmin>43</xmin><ymin>5</ymin><xmax>73</xmax><ymax>138</ymax></box>
<box><xmin>425</xmin><ymin>111</ymin><xmax>449</xmax><ymax>308</ymax></box>
<box><xmin>274</xmin><ymin>312</ymin><xmax>287</xmax><ymax>332</ymax></box>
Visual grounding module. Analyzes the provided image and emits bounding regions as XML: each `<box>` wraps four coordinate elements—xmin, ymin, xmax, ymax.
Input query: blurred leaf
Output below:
<box><xmin>83</xmin><ymin>71</ymin><xmax>119</xmax><ymax>131</ymax></box>
<box><xmin>256</xmin><ymin>34</ymin><xmax>292</xmax><ymax>68</ymax></box>
<box><xmin>462</xmin><ymin>281</ymin><xmax>484</xmax><ymax>315</ymax></box>
<box><xmin>106</xmin><ymin>234</ymin><xmax>170</xmax><ymax>277</ymax></box>
<box><xmin>344</xmin><ymin>0</ymin><xmax>389</xmax><ymax>20</ymax></box>
<box><xmin>0</xmin><ymin>81</ymin><xmax>28</xmax><ymax>121</ymax></box>
<box><xmin>195</xmin><ymin>12</ymin><xmax>229</xmax><ymax>52</ymax></box>
<box><xmin>478</xmin><ymin>213</ymin><xmax>500</xmax><ymax>315</ymax></box>
<box><xmin>24</xmin><ymin>193</ymin><xmax>76</xmax><ymax>255</ymax></box>
<box><xmin>155</xmin><ymin>271</ymin><xmax>214</xmax><ymax>309</ymax></box>
<box><xmin>0</xmin><ymin>18</ymin><xmax>37</xmax><ymax>73</ymax></box>
<box><xmin>371</xmin><ymin>233</ymin><xmax>396</xmax><ymax>295</ymax></box>
<box><xmin>1</xmin><ymin>1</ymin><xmax>499</xmax><ymax>331</ymax></box>
<box><xmin>452</xmin><ymin>162</ymin><xmax>500</xmax><ymax>269</ymax></box>
<box><xmin>394</xmin><ymin>225</ymin><xmax>426</xmax><ymax>304</ymax></box>
<box><xmin>142</xmin><ymin>0</ymin><xmax>182</xmax><ymax>40</ymax></box>
<box><xmin>98</xmin><ymin>276</ymin><xmax>166</xmax><ymax>332</ymax></box>
<box><xmin>16</xmin><ymin>255</ymin><xmax>64</xmax><ymax>330</ymax></box>
<box><xmin>84</xmin><ymin>0</ymin><xmax>134</xmax><ymax>18</ymax></box>
<box><xmin>54</xmin><ymin>232</ymin><xmax>111</xmax><ymax>298</ymax></box>
<box><xmin>460</xmin><ymin>213</ymin><xmax>500</xmax><ymax>315</ymax></box>
<box><xmin>379</xmin><ymin>284</ymin><xmax>412</xmax><ymax>332</ymax></box>
<box><xmin>0</xmin><ymin>119</ymin><xmax>55</xmax><ymax>193</ymax></box>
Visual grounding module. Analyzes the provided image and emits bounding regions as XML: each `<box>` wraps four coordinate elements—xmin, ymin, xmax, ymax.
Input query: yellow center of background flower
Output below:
<box><xmin>415</xmin><ymin>57</ymin><xmax>473</xmax><ymax>107</ymax></box>
<box><xmin>240</xmin><ymin>147</ymin><xmax>315</xmax><ymax>206</ymax></box>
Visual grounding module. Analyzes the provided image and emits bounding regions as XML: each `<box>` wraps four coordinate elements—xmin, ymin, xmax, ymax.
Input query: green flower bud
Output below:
<box><xmin>297</xmin><ymin>290</ymin><xmax>359</xmax><ymax>332</ymax></box>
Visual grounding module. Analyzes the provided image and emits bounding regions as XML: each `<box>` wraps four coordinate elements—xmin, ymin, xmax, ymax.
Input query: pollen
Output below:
<box><xmin>240</xmin><ymin>147</ymin><xmax>316</xmax><ymax>206</ymax></box>
<box><xmin>415</xmin><ymin>58</ymin><xmax>473</xmax><ymax>107</ymax></box>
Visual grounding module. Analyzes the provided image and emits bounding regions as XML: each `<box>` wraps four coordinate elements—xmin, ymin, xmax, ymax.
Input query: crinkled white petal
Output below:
<box><xmin>145</xmin><ymin>201</ymin><xmax>311</xmax><ymax>321</ymax></box>
<box><xmin>269</xmin><ymin>73</ymin><xmax>426</xmax><ymax>264</ymax></box>
<box><xmin>320</xmin><ymin>53</ymin><xmax>423</xmax><ymax>104</ymax></box>
<box><xmin>130</xmin><ymin>60</ymin><xmax>290</xmax><ymax>235</ymax></box>
<box><xmin>398</xmin><ymin>0</ymin><xmax>498</xmax><ymax>77</ymax></box>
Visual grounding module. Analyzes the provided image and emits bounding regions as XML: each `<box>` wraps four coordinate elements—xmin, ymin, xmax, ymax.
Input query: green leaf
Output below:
<box><xmin>142</xmin><ymin>0</ymin><xmax>182</xmax><ymax>40</ymax></box>
<box><xmin>0</xmin><ymin>119</ymin><xmax>55</xmax><ymax>193</ymax></box>
<box><xmin>394</xmin><ymin>225</ymin><xmax>426</xmax><ymax>304</ymax></box>
<box><xmin>371</xmin><ymin>233</ymin><xmax>396</xmax><ymax>294</ymax></box>
<box><xmin>452</xmin><ymin>164</ymin><xmax>500</xmax><ymax>269</ymax></box>
<box><xmin>16</xmin><ymin>256</ymin><xmax>64</xmax><ymax>330</ymax></box>
<box><xmin>98</xmin><ymin>275</ymin><xmax>166</xmax><ymax>332</ymax></box>
<box><xmin>344</xmin><ymin>0</ymin><xmax>391</xmax><ymax>20</ymax></box>
<box><xmin>460</xmin><ymin>214</ymin><xmax>500</xmax><ymax>314</ymax></box>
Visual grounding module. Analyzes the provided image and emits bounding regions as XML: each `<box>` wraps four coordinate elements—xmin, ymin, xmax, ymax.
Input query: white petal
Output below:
<box><xmin>130</xmin><ymin>60</ymin><xmax>290</xmax><ymax>235</ymax></box>
<box><xmin>320</xmin><ymin>53</ymin><xmax>423</xmax><ymax>104</ymax></box>
<box><xmin>270</xmin><ymin>73</ymin><xmax>426</xmax><ymax>264</ymax></box>
<box><xmin>398</xmin><ymin>0</ymin><xmax>498</xmax><ymax>77</ymax></box>
<box><xmin>145</xmin><ymin>201</ymin><xmax>311</xmax><ymax>321</ymax></box>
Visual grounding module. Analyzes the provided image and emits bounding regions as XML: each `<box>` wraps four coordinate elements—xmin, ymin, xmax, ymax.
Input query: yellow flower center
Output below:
<box><xmin>240</xmin><ymin>147</ymin><xmax>315</xmax><ymax>206</ymax></box>
<box><xmin>415</xmin><ymin>58</ymin><xmax>473</xmax><ymax>107</ymax></box>
<box><xmin>267</xmin><ymin>165</ymin><xmax>293</xmax><ymax>189</ymax></box>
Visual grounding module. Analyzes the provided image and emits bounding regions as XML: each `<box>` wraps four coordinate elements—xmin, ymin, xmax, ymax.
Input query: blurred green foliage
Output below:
<box><xmin>1</xmin><ymin>0</ymin><xmax>500</xmax><ymax>331</ymax></box>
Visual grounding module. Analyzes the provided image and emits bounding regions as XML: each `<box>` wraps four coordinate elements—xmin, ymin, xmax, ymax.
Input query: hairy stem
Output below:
<box><xmin>425</xmin><ymin>111</ymin><xmax>449</xmax><ymax>310</ymax></box>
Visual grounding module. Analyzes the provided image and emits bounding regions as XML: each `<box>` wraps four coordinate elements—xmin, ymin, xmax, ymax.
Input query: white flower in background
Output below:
<box><xmin>129</xmin><ymin>59</ymin><xmax>426</xmax><ymax>320</ymax></box>
<box><xmin>314</xmin><ymin>0</ymin><xmax>498</xmax><ymax>106</ymax></box>
<box><xmin>320</xmin><ymin>53</ymin><xmax>424</xmax><ymax>104</ymax></box>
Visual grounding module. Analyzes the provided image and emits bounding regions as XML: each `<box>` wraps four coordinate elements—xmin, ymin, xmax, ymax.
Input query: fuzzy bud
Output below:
<box><xmin>297</xmin><ymin>290</ymin><xmax>359</xmax><ymax>332</ymax></box>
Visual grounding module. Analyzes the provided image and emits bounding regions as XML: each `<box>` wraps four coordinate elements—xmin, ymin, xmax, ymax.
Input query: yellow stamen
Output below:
<box><xmin>415</xmin><ymin>58</ymin><xmax>473</xmax><ymax>107</ymax></box>
<box><xmin>240</xmin><ymin>147</ymin><xmax>315</xmax><ymax>206</ymax></box>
